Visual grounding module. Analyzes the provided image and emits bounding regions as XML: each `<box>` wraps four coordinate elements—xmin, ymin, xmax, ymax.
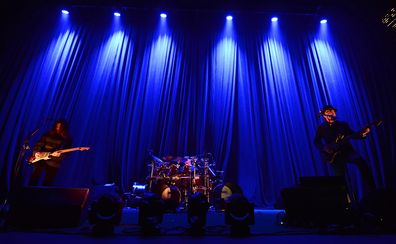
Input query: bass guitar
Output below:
<box><xmin>321</xmin><ymin>120</ymin><xmax>382</xmax><ymax>164</ymax></box>
<box><xmin>28</xmin><ymin>147</ymin><xmax>90</xmax><ymax>164</ymax></box>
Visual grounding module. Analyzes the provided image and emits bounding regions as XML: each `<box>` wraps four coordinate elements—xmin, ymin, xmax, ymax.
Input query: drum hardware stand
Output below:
<box><xmin>204</xmin><ymin>161</ymin><xmax>210</xmax><ymax>203</ymax></box>
<box><xmin>182</xmin><ymin>158</ymin><xmax>197</xmax><ymax>209</ymax></box>
<box><xmin>148</xmin><ymin>160</ymin><xmax>155</xmax><ymax>192</ymax></box>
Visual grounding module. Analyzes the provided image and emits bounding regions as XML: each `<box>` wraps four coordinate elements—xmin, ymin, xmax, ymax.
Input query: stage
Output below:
<box><xmin>2</xmin><ymin>207</ymin><xmax>396</xmax><ymax>244</ymax></box>
<box><xmin>119</xmin><ymin>207</ymin><xmax>289</xmax><ymax>235</ymax></box>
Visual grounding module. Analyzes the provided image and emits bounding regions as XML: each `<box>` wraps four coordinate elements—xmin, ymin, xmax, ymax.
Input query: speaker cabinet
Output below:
<box><xmin>281</xmin><ymin>176</ymin><xmax>351</xmax><ymax>226</ymax></box>
<box><xmin>8</xmin><ymin>187</ymin><xmax>90</xmax><ymax>228</ymax></box>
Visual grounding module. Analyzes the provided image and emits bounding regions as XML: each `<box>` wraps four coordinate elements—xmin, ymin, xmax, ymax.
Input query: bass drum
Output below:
<box><xmin>210</xmin><ymin>182</ymin><xmax>243</xmax><ymax>210</ymax></box>
<box><xmin>158</xmin><ymin>184</ymin><xmax>181</xmax><ymax>211</ymax></box>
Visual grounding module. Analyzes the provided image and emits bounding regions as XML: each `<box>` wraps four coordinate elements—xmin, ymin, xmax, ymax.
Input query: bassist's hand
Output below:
<box><xmin>323</xmin><ymin>144</ymin><xmax>335</xmax><ymax>154</ymax></box>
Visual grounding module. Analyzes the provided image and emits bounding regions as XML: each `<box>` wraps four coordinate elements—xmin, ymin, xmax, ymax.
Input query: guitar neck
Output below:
<box><xmin>56</xmin><ymin>147</ymin><xmax>85</xmax><ymax>154</ymax></box>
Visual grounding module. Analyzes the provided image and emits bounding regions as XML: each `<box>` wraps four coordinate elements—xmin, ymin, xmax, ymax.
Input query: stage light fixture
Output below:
<box><xmin>187</xmin><ymin>192</ymin><xmax>210</xmax><ymax>235</ymax></box>
<box><xmin>160</xmin><ymin>13</ymin><xmax>167</xmax><ymax>18</ymax></box>
<box><xmin>320</xmin><ymin>19</ymin><xmax>328</xmax><ymax>24</ymax></box>
<box><xmin>212</xmin><ymin>182</ymin><xmax>243</xmax><ymax>211</ymax></box>
<box><xmin>88</xmin><ymin>193</ymin><xmax>123</xmax><ymax>236</ymax></box>
<box><xmin>114</xmin><ymin>12</ymin><xmax>121</xmax><ymax>17</ymax></box>
<box><xmin>226</xmin><ymin>15</ymin><xmax>233</xmax><ymax>21</ymax></box>
<box><xmin>225</xmin><ymin>193</ymin><xmax>255</xmax><ymax>237</ymax></box>
<box><xmin>271</xmin><ymin>17</ymin><xmax>278</xmax><ymax>22</ymax></box>
<box><xmin>61</xmin><ymin>9</ymin><xmax>69</xmax><ymax>15</ymax></box>
<box><xmin>138</xmin><ymin>193</ymin><xmax>165</xmax><ymax>235</ymax></box>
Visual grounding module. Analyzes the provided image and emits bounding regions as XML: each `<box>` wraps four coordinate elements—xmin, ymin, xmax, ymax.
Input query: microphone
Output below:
<box><xmin>317</xmin><ymin>111</ymin><xmax>336</xmax><ymax>120</ymax></box>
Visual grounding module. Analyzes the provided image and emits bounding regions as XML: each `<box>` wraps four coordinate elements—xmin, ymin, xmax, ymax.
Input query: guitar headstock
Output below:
<box><xmin>374</xmin><ymin>120</ymin><xmax>383</xmax><ymax>127</ymax></box>
<box><xmin>368</xmin><ymin>119</ymin><xmax>383</xmax><ymax>128</ymax></box>
<box><xmin>360</xmin><ymin>119</ymin><xmax>383</xmax><ymax>134</ymax></box>
<box><xmin>78</xmin><ymin>147</ymin><xmax>90</xmax><ymax>151</ymax></box>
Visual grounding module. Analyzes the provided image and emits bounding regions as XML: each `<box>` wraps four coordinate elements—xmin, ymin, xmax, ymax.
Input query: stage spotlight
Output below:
<box><xmin>88</xmin><ymin>193</ymin><xmax>123</xmax><ymax>236</ymax></box>
<box><xmin>271</xmin><ymin>17</ymin><xmax>278</xmax><ymax>22</ymax></box>
<box><xmin>226</xmin><ymin>15</ymin><xmax>233</xmax><ymax>21</ymax></box>
<box><xmin>61</xmin><ymin>9</ymin><xmax>69</xmax><ymax>15</ymax></box>
<box><xmin>187</xmin><ymin>192</ymin><xmax>210</xmax><ymax>235</ymax></box>
<box><xmin>211</xmin><ymin>182</ymin><xmax>243</xmax><ymax>211</ymax></box>
<box><xmin>225</xmin><ymin>193</ymin><xmax>255</xmax><ymax>237</ymax></box>
<box><xmin>160</xmin><ymin>13</ymin><xmax>167</xmax><ymax>18</ymax></box>
<box><xmin>114</xmin><ymin>12</ymin><xmax>121</xmax><ymax>17</ymax></box>
<box><xmin>320</xmin><ymin>19</ymin><xmax>328</xmax><ymax>24</ymax></box>
<box><xmin>138</xmin><ymin>193</ymin><xmax>165</xmax><ymax>235</ymax></box>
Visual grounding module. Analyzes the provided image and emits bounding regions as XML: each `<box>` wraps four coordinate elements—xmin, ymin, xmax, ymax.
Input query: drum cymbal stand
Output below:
<box><xmin>148</xmin><ymin>160</ymin><xmax>155</xmax><ymax>192</ymax></box>
<box><xmin>204</xmin><ymin>161</ymin><xmax>209</xmax><ymax>202</ymax></box>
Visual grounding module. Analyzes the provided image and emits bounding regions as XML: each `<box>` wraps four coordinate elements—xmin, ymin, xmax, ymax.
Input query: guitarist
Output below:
<box><xmin>29</xmin><ymin>119</ymin><xmax>72</xmax><ymax>186</ymax></box>
<box><xmin>314</xmin><ymin>105</ymin><xmax>376</xmax><ymax>196</ymax></box>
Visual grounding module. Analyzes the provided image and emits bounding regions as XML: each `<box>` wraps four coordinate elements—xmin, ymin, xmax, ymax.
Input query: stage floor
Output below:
<box><xmin>2</xmin><ymin>207</ymin><xmax>396</xmax><ymax>243</ymax></box>
<box><xmin>119</xmin><ymin>207</ymin><xmax>290</xmax><ymax>235</ymax></box>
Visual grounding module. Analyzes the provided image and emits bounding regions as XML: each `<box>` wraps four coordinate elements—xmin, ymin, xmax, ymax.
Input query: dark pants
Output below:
<box><xmin>29</xmin><ymin>162</ymin><xmax>59</xmax><ymax>186</ymax></box>
<box><xmin>331</xmin><ymin>151</ymin><xmax>376</xmax><ymax>197</ymax></box>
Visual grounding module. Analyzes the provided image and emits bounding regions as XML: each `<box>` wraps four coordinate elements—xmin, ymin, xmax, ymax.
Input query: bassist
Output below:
<box><xmin>314</xmin><ymin>105</ymin><xmax>376</xmax><ymax>197</ymax></box>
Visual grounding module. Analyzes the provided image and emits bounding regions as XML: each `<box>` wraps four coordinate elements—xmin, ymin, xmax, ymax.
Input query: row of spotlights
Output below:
<box><xmin>62</xmin><ymin>9</ymin><xmax>167</xmax><ymax>18</ymax></box>
<box><xmin>61</xmin><ymin>10</ymin><xmax>327</xmax><ymax>23</ymax></box>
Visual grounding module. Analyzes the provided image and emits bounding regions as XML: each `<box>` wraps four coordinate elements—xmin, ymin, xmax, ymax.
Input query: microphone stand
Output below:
<box><xmin>11</xmin><ymin>127</ymin><xmax>40</xmax><ymax>192</ymax></box>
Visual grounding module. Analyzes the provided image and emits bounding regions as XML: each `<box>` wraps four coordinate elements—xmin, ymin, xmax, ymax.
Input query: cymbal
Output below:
<box><xmin>151</xmin><ymin>155</ymin><xmax>164</xmax><ymax>164</ymax></box>
<box><xmin>147</xmin><ymin>176</ymin><xmax>170</xmax><ymax>180</ymax></box>
<box><xmin>171</xmin><ymin>176</ymin><xmax>200</xmax><ymax>180</ymax></box>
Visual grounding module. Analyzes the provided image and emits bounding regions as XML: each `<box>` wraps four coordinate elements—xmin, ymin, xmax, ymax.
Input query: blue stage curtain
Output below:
<box><xmin>0</xmin><ymin>8</ymin><xmax>395</xmax><ymax>207</ymax></box>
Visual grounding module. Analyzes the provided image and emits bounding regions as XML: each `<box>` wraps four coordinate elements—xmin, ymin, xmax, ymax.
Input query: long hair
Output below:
<box><xmin>50</xmin><ymin>119</ymin><xmax>70</xmax><ymax>138</ymax></box>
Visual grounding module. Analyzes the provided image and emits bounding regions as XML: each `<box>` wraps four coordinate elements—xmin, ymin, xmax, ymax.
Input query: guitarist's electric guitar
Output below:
<box><xmin>321</xmin><ymin>120</ymin><xmax>382</xmax><ymax>164</ymax></box>
<box><xmin>28</xmin><ymin>147</ymin><xmax>90</xmax><ymax>164</ymax></box>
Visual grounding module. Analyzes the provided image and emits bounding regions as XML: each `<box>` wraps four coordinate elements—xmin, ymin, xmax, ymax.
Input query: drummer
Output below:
<box><xmin>178</xmin><ymin>158</ymin><xmax>191</xmax><ymax>175</ymax></box>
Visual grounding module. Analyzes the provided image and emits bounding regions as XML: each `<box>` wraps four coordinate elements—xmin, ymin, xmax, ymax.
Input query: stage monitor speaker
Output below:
<box><xmin>358</xmin><ymin>188</ymin><xmax>396</xmax><ymax>231</ymax></box>
<box><xmin>281</xmin><ymin>176</ymin><xmax>351</xmax><ymax>226</ymax></box>
<box><xmin>8</xmin><ymin>187</ymin><xmax>90</xmax><ymax>228</ymax></box>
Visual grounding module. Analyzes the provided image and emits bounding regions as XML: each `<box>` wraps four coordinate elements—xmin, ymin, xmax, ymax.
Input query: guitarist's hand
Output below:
<box><xmin>362</xmin><ymin>128</ymin><xmax>370</xmax><ymax>138</ymax></box>
<box><xmin>35</xmin><ymin>152</ymin><xmax>47</xmax><ymax>157</ymax></box>
<box><xmin>51</xmin><ymin>152</ymin><xmax>61</xmax><ymax>157</ymax></box>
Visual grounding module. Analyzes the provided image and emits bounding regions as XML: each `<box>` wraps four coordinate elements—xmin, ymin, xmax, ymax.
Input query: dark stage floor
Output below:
<box><xmin>2</xmin><ymin>207</ymin><xmax>396</xmax><ymax>243</ymax></box>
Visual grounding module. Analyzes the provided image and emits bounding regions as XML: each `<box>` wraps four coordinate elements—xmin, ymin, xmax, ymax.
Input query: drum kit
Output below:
<box><xmin>146</xmin><ymin>153</ymin><xmax>221</xmax><ymax>209</ymax></box>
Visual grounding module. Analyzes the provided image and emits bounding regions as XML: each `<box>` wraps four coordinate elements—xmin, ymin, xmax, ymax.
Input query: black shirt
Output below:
<box><xmin>314</xmin><ymin>120</ymin><xmax>362</xmax><ymax>160</ymax></box>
